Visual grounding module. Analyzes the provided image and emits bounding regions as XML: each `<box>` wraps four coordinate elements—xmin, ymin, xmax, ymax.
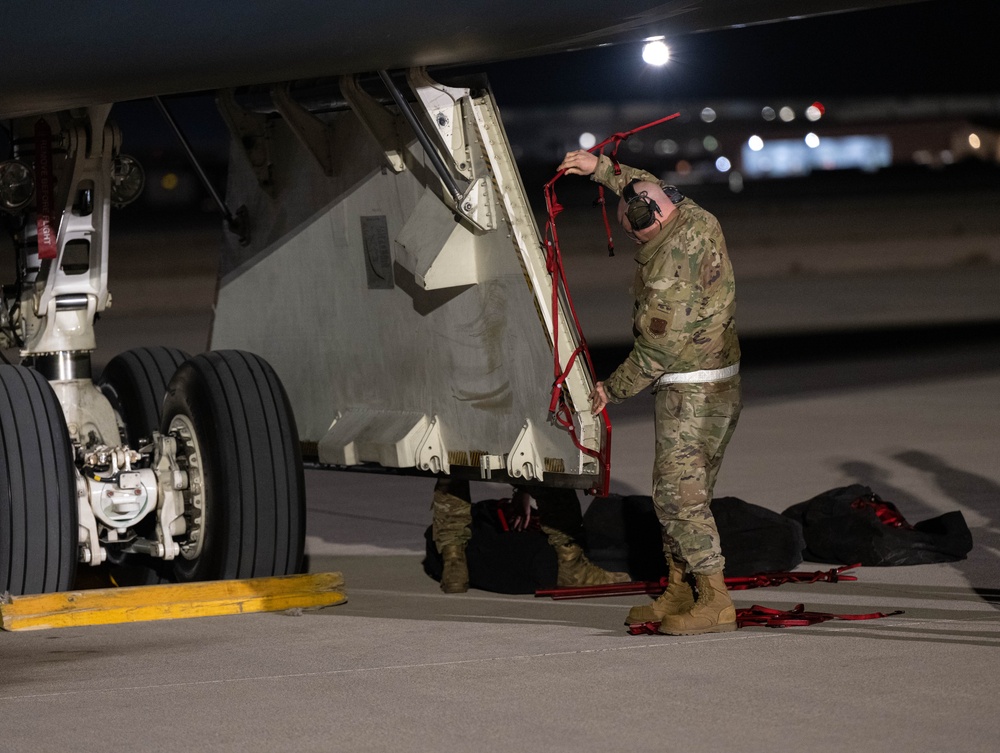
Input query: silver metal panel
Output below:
<box><xmin>211</xmin><ymin>84</ymin><xmax>600</xmax><ymax>483</ymax></box>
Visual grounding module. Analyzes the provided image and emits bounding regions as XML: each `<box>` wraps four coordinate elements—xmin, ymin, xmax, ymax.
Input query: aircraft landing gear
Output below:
<box><xmin>0</xmin><ymin>109</ymin><xmax>306</xmax><ymax>596</ymax></box>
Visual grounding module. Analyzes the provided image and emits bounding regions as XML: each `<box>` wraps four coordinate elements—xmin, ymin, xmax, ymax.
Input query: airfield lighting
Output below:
<box><xmin>700</xmin><ymin>107</ymin><xmax>717</xmax><ymax>123</ymax></box>
<box><xmin>578</xmin><ymin>132</ymin><xmax>597</xmax><ymax>150</ymax></box>
<box><xmin>0</xmin><ymin>160</ymin><xmax>35</xmax><ymax>212</ymax></box>
<box><xmin>748</xmin><ymin>135</ymin><xmax>764</xmax><ymax>152</ymax></box>
<box><xmin>110</xmin><ymin>155</ymin><xmax>145</xmax><ymax>207</ymax></box>
<box><xmin>642</xmin><ymin>39</ymin><xmax>671</xmax><ymax>66</ymax></box>
<box><xmin>703</xmin><ymin>135</ymin><xmax>719</xmax><ymax>152</ymax></box>
<box><xmin>715</xmin><ymin>156</ymin><xmax>732</xmax><ymax>172</ymax></box>
<box><xmin>968</xmin><ymin>133</ymin><xmax>982</xmax><ymax>149</ymax></box>
<box><xmin>779</xmin><ymin>106</ymin><xmax>795</xmax><ymax>122</ymax></box>
<box><xmin>805</xmin><ymin>132</ymin><xmax>821</xmax><ymax>148</ymax></box>
<box><xmin>761</xmin><ymin>106</ymin><xmax>776</xmax><ymax>121</ymax></box>
<box><xmin>805</xmin><ymin>101</ymin><xmax>825</xmax><ymax>121</ymax></box>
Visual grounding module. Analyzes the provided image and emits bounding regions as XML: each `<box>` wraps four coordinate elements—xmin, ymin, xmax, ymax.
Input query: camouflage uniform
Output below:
<box><xmin>592</xmin><ymin>156</ymin><xmax>741</xmax><ymax>576</ymax></box>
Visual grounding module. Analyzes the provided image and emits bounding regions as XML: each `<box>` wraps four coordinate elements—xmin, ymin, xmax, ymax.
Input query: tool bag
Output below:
<box><xmin>781</xmin><ymin>484</ymin><xmax>973</xmax><ymax>566</ymax></box>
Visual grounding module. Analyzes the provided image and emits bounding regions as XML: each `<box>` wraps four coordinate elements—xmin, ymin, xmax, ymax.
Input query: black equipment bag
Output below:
<box><xmin>423</xmin><ymin>499</ymin><xmax>558</xmax><ymax>594</ymax></box>
<box><xmin>424</xmin><ymin>494</ymin><xmax>806</xmax><ymax>592</ymax></box>
<box><xmin>583</xmin><ymin>494</ymin><xmax>805</xmax><ymax>580</ymax></box>
<box><xmin>781</xmin><ymin>484</ymin><xmax>973</xmax><ymax>566</ymax></box>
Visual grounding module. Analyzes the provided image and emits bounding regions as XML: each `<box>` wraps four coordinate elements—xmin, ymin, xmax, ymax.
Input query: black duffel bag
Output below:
<box><xmin>782</xmin><ymin>484</ymin><xmax>973</xmax><ymax>566</ymax></box>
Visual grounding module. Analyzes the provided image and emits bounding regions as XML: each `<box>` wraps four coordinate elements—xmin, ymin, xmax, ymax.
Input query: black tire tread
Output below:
<box><xmin>0</xmin><ymin>366</ymin><xmax>77</xmax><ymax>595</ymax></box>
<box><xmin>162</xmin><ymin>350</ymin><xmax>305</xmax><ymax>581</ymax></box>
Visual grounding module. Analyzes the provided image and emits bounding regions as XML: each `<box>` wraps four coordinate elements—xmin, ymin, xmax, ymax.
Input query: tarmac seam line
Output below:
<box><xmin>0</xmin><ymin>633</ymin><xmax>770</xmax><ymax>702</ymax></box>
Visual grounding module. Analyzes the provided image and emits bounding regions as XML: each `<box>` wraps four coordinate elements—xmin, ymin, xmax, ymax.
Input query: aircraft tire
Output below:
<box><xmin>99</xmin><ymin>346</ymin><xmax>191</xmax><ymax>446</ymax></box>
<box><xmin>94</xmin><ymin>346</ymin><xmax>191</xmax><ymax>586</ymax></box>
<box><xmin>0</xmin><ymin>365</ymin><xmax>78</xmax><ymax>595</ymax></box>
<box><xmin>161</xmin><ymin>350</ymin><xmax>306</xmax><ymax>582</ymax></box>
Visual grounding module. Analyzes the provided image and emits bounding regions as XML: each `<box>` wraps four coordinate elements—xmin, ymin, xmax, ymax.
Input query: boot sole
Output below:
<box><xmin>657</xmin><ymin>621</ymin><xmax>738</xmax><ymax>636</ymax></box>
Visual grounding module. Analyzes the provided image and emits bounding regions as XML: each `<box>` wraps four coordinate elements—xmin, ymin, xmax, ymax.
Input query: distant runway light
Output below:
<box><xmin>654</xmin><ymin>139</ymin><xmax>678</xmax><ymax>156</ymax></box>
<box><xmin>806</xmin><ymin>105</ymin><xmax>823</xmax><ymax>122</ymax></box>
<box><xmin>700</xmin><ymin>107</ymin><xmax>717</xmax><ymax>123</ymax></box>
<box><xmin>578</xmin><ymin>132</ymin><xmax>597</xmax><ymax>149</ymax></box>
<box><xmin>642</xmin><ymin>40</ymin><xmax>671</xmax><ymax>66</ymax></box>
<box><xmin>805</xmin><ymin>133</ymin><xmax>821</xmax><ymax>148</ymax></box>
<box><xmin>779</xmin><ymin>106</ymin><xmax>795</xmax><ymax>122</ymax></box>
<box><xmin>748</xmin><ymin>135</ymin><xmax>764</xmax><ymax>151</ymax></box>
<box><xmin>703</xmin><ymin>135</ymin><xmax>719</xmax><ymax>151</ymax></box>
<box><xmin>715</xmin><ymin>156</ymin><xmax>732</xmax><ymax>172</ymax></box>
<box><xmin>969</xmin><ymin>133</ymin><xmax>982</xmax><ymax>149</ymax></box>
<box><xmin>761</xmin><ymin>106</ymin><xmax>776</xmax><ymax>121</ymax></box>
<box><xmin>161</xmin><ymin>172</ymin><xmax>179</xmax><ymax>190</ymax></box>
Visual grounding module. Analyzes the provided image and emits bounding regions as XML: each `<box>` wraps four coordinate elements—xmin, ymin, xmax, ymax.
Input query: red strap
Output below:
<box><xmin>541</xmin><ymin>113</ymin><xmax>680</xmax><ymax>495</ymax></box>
<box><xmin>33</xmin><ymin>119</ymin><xmax>58</xmax><ymax>260</ymax></box>
<box><xmin>851</xmin><ymin>495</ymin><xmax>913</xmax><ymax>529</ymax></box>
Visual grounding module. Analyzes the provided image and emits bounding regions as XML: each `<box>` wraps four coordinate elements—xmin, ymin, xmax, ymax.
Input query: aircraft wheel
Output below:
<box><xmin>99</xmin><ymin>346</ymin><xmax>191</xmax><ymax>446</ymax></box>
<box><xmin>95</xmin><ymin>346</ymin><xmax>191</xmax><ymax>586</ymax></box>
<box><xmin>0</xmin><ymin>365</ymin><xmax>78</xmax><ymax>595</ymax></box>
<box><xmin>162</xmin><ymin>350</ymin><xmax>306</xmax><ymax>582</ymax></box>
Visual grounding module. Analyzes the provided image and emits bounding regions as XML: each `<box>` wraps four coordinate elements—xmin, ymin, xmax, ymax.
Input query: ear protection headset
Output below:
<box><xmin>621</xmin><ymin>179</ymin><xmax>662</xmax><ymax>231</ymax></box>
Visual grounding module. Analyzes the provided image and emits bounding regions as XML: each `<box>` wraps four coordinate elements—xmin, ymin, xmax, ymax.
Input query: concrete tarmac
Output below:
<box><xmin>1</xmin><ymin>210</ymin><xmax>998</xmax><ymax>752</ymax></box>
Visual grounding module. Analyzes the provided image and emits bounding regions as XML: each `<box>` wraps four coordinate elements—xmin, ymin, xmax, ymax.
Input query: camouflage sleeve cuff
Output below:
<box><xmin>590</xmin><ymin>155</ymin><xmax>661</xmax><ymax>195</ymax></box>
<box><xmin>604</xmin><ymin>352</ymin><xmax>658</xmax><ymax>402</ymax></box>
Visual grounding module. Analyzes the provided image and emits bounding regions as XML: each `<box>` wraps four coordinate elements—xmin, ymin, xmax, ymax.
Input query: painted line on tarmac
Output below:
<box><xmin>0</xmin><ymin>633</ymin><xmax>770</xmax><ymax>702</ymax></box>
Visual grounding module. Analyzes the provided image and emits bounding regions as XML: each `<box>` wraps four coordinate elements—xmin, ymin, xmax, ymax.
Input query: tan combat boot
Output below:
<box><xmin>657</xmin><ymin>571</ymin><xmax>737</xmax><ymax>635</ymax></box>
<box><xmin>439</xmin><ymin>544</ymin><xmax>469</xmax><ymax>593</ymax></box>
<box><xmin>553</xmin><ymin>542</ymin><xmax>630</xmax><ymax>587</ymax></box>
<box><xmin>625</xmin><ymin>556</ymin><xmax>695</xmax><ymax>625</ymax></box>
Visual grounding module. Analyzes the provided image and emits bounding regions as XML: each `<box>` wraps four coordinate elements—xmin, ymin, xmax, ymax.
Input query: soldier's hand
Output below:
<box><xmin>589</xmin><ymin>381</ymin><xmax>609</xmax><ymax>414</ymax></box>
<box><xmin>559</xmin><ymin>150</ymin><xmax>599</xmax><ymax>176</ymax></box>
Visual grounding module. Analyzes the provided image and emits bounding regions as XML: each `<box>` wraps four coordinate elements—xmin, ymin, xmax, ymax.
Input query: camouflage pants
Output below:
<box><xmin>652</xmin><ymin>376</ymin><xmax>741</xmax><ymax>575</ymax></box>
<box><xmin>431</xmin><ymin>478</ymin><xmax>585</xmax><ymax>551</ymax></box>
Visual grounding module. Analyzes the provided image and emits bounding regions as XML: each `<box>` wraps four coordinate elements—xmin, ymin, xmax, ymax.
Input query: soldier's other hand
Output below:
<box><xmin>559</xmin><ymin>150</ymin><xmax>598</xmax><ymax>176</ymax></box>
<box><xmin>589</xmin><ymin>381</ymin><xmax>609</xmax><ymax>414</ymax></box>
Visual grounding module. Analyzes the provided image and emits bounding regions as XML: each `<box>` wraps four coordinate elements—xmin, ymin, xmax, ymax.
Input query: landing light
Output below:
<box><xmin>0</xmin><ymin>160</ymin><xmax>35</xmax><ymax>212</ymax></box>
<box><xmin>110</xmin><ymin>155</ymin><xmax>145</xmax><ymax>208</ymax></box>
<box><xmin>642</xmin><ymin>40</ymin><xmax>671</xmax><ymax>66</ymax></box>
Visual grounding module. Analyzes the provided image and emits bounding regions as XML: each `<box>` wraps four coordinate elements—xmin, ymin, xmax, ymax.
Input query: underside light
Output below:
<box><xmin>642</xmin><ymin>39</ymin><xmax>671</xmax><ymax>66</ymax></box>
<box><xmin>578</xmin><ymin>132</ymin><xmax>597</xmax><ymax>150</ymax></box>
<box><xmin>805</xmin><ymin>133</ymin><xmax>821</xmax><ymax>148</ymax></box>
<box><xmin>748</xmin><ymin>135</ymin><xmax>764</xmax><ymax>151</ymax></box>
<box><xmin>110</xmin><ymin>155</ymin><xmax>145</xmax><ymax>207</ymax></box>
<box><xmin>715</xmin><ymin>156</ymin><xmax>732</xmax><ymax>172</ymax></box>
<box><xmin>0</xmin><ymin>160</ymin><xmax>35</xmax><ymax>212</ymax></box>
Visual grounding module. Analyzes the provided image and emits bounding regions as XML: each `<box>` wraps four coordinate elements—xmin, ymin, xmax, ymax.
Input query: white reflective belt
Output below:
<box><xmin>655</xmin><ymin>362</ymin><xmax>740</xmax><ymax>386</ymax></box>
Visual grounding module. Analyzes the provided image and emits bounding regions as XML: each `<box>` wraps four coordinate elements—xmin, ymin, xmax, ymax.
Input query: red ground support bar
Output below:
<box><xmin>535</xmin><ymin>564</ymin><xmax>862</xmax><ymax>600</ymax></box>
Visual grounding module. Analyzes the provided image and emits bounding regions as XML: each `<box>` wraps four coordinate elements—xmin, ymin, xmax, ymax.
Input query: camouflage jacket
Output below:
<box><xmin>590</xmin><ymin>155</ymin><xmax>740</xmax><ymax>402</ymax></box>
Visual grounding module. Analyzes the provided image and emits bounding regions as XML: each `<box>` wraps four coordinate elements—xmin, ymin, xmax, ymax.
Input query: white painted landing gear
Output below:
<box><xmin>0</xmin><ymin>108</ymin><xmax>306</xmax><ymax>595</ymax></box>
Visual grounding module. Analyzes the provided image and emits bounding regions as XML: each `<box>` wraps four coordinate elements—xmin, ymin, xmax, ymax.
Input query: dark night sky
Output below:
<box><xmin>481</xmin><ymin>0</ymin><xmax>998</xmax><ymax>105</ymax></box>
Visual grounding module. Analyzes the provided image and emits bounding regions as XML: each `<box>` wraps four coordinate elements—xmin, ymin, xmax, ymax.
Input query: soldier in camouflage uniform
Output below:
<box><xmin>431</xmin><ymin>477</ymin><xmax>628</xmax><ymax>593</ymax></box>
<box><xmin>559</xmin><ymin>150</ymin><xmax>742</xmax><ymax>635</ymax></box>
